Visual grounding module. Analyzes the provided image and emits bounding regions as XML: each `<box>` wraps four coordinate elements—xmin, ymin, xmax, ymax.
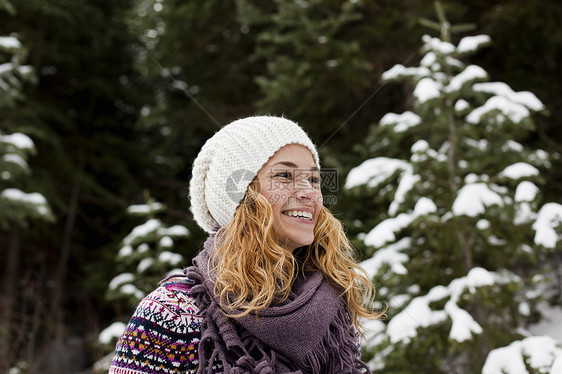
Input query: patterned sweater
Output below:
<box><xmin>108</xmin><ymin>277</ymin><xmax>222</xmax><ymax>374</ymax></box>
<box><xmin>109</xmin><ymin>277</ymin><xmax>362</xmax><ymax>374</ymax></box>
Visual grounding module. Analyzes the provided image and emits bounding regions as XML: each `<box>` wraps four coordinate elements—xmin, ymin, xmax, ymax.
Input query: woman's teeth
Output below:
<box><xmin>283</xmin><ymin>210</ymin><xmax>313</xmax><ymax>221</ymax></box>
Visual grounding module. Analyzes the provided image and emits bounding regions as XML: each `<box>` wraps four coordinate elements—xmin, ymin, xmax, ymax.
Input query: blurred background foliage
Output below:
<box><xmin>0</xmin><ymin>0</ymin><xmax>560</xmax><ymax>372</ymax></box>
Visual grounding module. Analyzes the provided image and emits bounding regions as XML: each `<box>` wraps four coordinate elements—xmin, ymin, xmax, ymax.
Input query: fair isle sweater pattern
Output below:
<box><xmin>108</xmin><ymin>277</ymin><xmax>222</xmax><ymax>374</ymax></box>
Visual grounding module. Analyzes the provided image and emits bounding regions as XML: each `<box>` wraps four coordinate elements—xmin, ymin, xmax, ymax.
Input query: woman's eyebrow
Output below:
<box><xmin>271</xmin><ymin>161</ymin><xmax>318</xmax><ymax>171</ymax></box>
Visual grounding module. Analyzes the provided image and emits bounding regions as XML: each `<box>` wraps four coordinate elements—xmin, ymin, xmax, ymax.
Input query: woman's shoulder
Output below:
<box><xmin>109</xmin><ymin>276</ymin><xmax>204</xmax><ymax>374</ymax></box>
<box><xmin>133</xmin><ymin>275</ymin><xmax>203</xmax><ymax>328</ymax></box>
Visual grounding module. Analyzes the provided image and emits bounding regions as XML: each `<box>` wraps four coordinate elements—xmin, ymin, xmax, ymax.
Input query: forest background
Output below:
<box><xmin>1</xmin><ymin>0</ymin><xmax>561</xmax><ymax>373</ymax></box>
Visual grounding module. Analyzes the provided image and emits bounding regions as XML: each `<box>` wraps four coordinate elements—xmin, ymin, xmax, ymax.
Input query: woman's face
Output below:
<box><xmin>257</xmin><ymin>144</ymin><xmax>322</xmax><ymax>252</ymax></box>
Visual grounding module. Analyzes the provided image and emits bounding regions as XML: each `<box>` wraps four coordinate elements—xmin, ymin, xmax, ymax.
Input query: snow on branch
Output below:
<box><xmin>345</xmin><ymin>157</ymin><xmax>411</xmax><ymax>190</ymax></box>
<box><xmin>533</xmin><ymin>203</ymin><xmax>562</xmax><ymax>249</ymax></box>
<box><xmin>452</xmin><ymin>183</ymin><xmax>504</xmax><ymax>217</ymax></box>
<box><xmin>499</xmin><ymin>162</ymin><xmax>539</xmax><ymax>180</ymax></box>
<box><xmin>467</xmin><ymin>96</ymin><xmax>531</xmax><ymax>125</ymax></box>
<box><xmin>413</xmin><ymin>77</ymin><xmax>441</xmax><ymax>103</ymax></box>
<box><xmin>456</xmin><ymin>35</ymin><xmax>491</xmax><ymax>54</ymax></box>
<box><xmin>0</xmin><ymin>132</ymin><xmax>35</xmax><ymax>150</ymax></box>
<box><xmin>482</xmin><ymin>336</ymin><xmax>562</xmax><ymax>374</ymax></box>
<box><xmin>379</xmin><ymin>111</ymin><xmax>421</xmax><ymax>133</ymax></box>
<box><xmin>0</xmin><ymin>188</ymin><xmax>51</xmax><ymax>217</ymax></box>
<box><xmin>421</xmin><ymin>35</ymin><xmax>455</xmax><ymax>54</ymax></box>
<box><xmin>360</xmin><ymin>237</ymin><xmax>412</xmax><ymax>279</ymax></box>
<box><xmin>387</xmin><ymin>268</ymin><xmax>518</xmax><ymax>344</ymax></box>
<box><xmin>0</xmin><ymin>36</ymin><xmax>22</xmax><ymax>50</ymax></box>
<box><xmin>446</xmin><ymin>65</ymin><xmax>487</xmax><ymax>93</ymax></box>
<box><xmin>473</xmin><ymin>82</ymin><xmax>544</xmax><ymax>111</ymax></box>
<box><xmin>364</xmin><ymin>198</ymin><xmax>436</xmax><ymax>248</ymax></box>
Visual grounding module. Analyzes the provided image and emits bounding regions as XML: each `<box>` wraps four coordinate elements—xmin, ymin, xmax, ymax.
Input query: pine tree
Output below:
<box><xmin>96</xmin><ymin>194</ymin><xmax>190</xmax><ymax>366</ymax></box>
<box><xmin>0</xmin><ymin>28</ymin><xmax>52</xmax><ymax>223</ymax></box>
<box><xmin>346</xmin><ymin>3</ymin><xmax>562</xmax><ymax>373</ymax></box>
<box><xmin>238</xmin><ymin>0</ymin><xmax>372</xmax><ymax>157</ymax></box>
<box><xmin>107</xmin><ymin>194</ymin><xmax>190</xmax><ymax>304</ymax></box>
<box><xmin>0</xmin><ymin>17</ymin><xmax>55</xmax><ymax>370</ymax></box>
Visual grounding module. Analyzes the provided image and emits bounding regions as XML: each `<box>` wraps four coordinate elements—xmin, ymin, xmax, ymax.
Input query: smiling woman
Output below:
<box><xmin>257</xmin><ymin>144</ymin><xmax>322</xmax><ymax>251</ymax></box>
<box><xmin>108</xmin><ymin>116</ymin><xmax>383</xmax><ymax>374</ymax></box>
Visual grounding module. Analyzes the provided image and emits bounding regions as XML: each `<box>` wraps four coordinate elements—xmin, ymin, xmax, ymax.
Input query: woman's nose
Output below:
<box><xmin>294</xmin><ymin>179</ymin><xmax>321</xmax><ymax>198</ymax></box>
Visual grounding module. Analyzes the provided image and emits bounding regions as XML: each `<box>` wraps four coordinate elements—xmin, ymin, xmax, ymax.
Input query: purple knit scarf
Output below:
<box><xmin>183</xmin><ymin>235</ymin><xmax>372</xmax><ymax>374</ymax></box>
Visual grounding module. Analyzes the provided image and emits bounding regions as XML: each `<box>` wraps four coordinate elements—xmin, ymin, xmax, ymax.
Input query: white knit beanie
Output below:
<box><xmin>189</xmin><ymin>115</ymin><xmax>320</xmax><ymax>233</ymax></box>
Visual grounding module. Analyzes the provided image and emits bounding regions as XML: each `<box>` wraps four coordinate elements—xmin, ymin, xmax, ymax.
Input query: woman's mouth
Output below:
<box><xmin>282</xmin><ymin>210</ymin><xmax>313</xmax><ymax>221</ymax></box>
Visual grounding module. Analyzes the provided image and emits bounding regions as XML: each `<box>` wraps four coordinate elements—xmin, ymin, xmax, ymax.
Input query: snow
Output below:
<box><xmin>422</xmin><ymin>35</ymin><xmax>455</xmax><ymax>54</ymax></box>
<box><xmin>0</xmin><ymin>132</ymin><xmax>34</xmax><ymax>150</ymax></box>
<box><xmin>388</xmin><ymin>171</ymin><xmax>420</xmax><ymax>215</ymax></box>
<box><xmin>379</xmin><ymin>111</ymin><xmax>421</xmax><ymax>133</ymax></box>
<box><xmin>1</xmin><ymin>188</ymin><xmax>50</xmax><ymax>216</ymax></box>
<box><xmin>117</xmin><ymin>245</ymin><xmax>133</xmax><ymax>257</ymax></box>
<box><xmin>414</xmin><ymin>197</ymin><xmax>437</xmax><ymax>215</ymax></box>
<box><xmin>533</xmin><ymin>203</ymin><xmax>562</xmax><ymax>248</ymax></box>
<box><xmin>359</xmin><ymin>237</ymin><xmax>411</xmax><ymax>279</ymax></box>
<box><xmin>457</xmin><ymin>34</ymin><xmax>491</xmax><ymax>54</ymax></box>
<box><xmin>446</xmin><ymin>65</ymin><xmax>487</xmax><ymax>93</ymax></box>
<box><xmin>158</xmin><ymin>251</ymin><xmax>183</xmax><ymax>265</ymax></box>
<box><xmin>514</xmin><ymin>181</ymin><xmax>539</xmax><ymax>203</ymax></box>
<box><xmin>364</xmin><ymin>198</ymin><xmax>436</xmax><ymax>248</ymax></box>
<box><xmin>467</xmin><ymin>95</ymin><xmax>531</xmax><ymax>124</ymax></box>
<box><xmin>552</xmin><ymin>356</ymin><xmax>562</xmax><ymax>373</ymax></box>
<box><xmin>473</xmin><ymin>82</ymin><xmax>545</xmax><ymax>111</ymax></box>
<box><xmin>411</xmin><ymin>139</ymin><xmax>429</xmax><ymax>153</ymax></box>
<box><xmin>108</xmin><ymin>273</ymin><xmax>135</xmax><ymax>290</ymax></box>
<box><xmin>420</xmin><ymin>52</ymin><xmax>436</xmax><ymax>67</ymax></box>
<box><xmin>98</xmin><ymin>322</ymin><xmax>126</xmax><ymax>344</ymax></box>
<box><xmin>482</xmin><ymin>336</ymin><xmax>562</xmax><ymax>374</ymax></box>
<box><xmin>500</xmin><ymin>162</ymin><xmax>540</xmax><ymax>179</ymax></box>
<box><xmin>502</xmin><ymin>140</ymin><xmax>524</xmax><ymax>152</ymax></box>
<box><xmin>122</xmin><ymin>219</ymin><xmax>162</xmax><ymax>245</ymax></box>
<box><xmin>0</xmin><ymin>36</ymin><xmax>22</xmax><ymax>49</ymax></box>
<box><xmin>529</xmin><ymin>304</ymin><xmax>562</xmax><ymax>342</ymax></box>
<box><xmin>137</xmin><ymin>243</ymin><xmax>149</xmax><ymax>253</ymax></box>
<box><xmin>3</xmin><ymin>154</ymin><xmax>28</xmax><ymax>169</ymax></box>
<box><xmin>445</xmin><ymin>300</ymin><xmax>483</xmax><ymax>341</ymax></box>
<box><xmin>0</xmin><ymin>62</ymin><xmax>12</xmax><ymax>75</ymax></box>
<box><xmin>410</xmin><ymin>140</ymin><xmax>447</xmax><ymax>163</ymax></box>
<box><xmin>387</xmin><ymin>268</ymin><xmax>516</xmax><ymax>345</ymax></box>
<box><xmin>465</xmin><ymin>138</ymin><xmax>489</xmax><ymax>151</ymax></box>
<box><xmin>530</xmin><ymin>149</ymin><xmax>551</xmax><ymax>168</ymax></box>
<box><xmin>452</xmin><ymin>183</ymin><xmax>504</xmax><ymax>217</ymax></box>
<box><xmin>387</xmin><ymin>286</ymin><xmax>448</xmax><ymax>344</ymax></box>
<box><xmin>345</xmin><ymin>157</ymin><xmax>411</xmax><ymax>190</ymax></box>
<box><xmin>360</xmin><ymin>318</ymin><xmax>386</xmax><ymax>351</ymax></box>
<box><xmin>477</xmin><ymin>219</ymin><xmax>490</xmax><ymax>230</ymax></box>
<box><xmin>137</xmin><ymin>257</ymin><xmax>154</xmax><ymax>273</ymax></box>
<box><xmin>364</xmin><ymin>214</ymin><xmax>413</xmax><ymax>248</ymax></box>
<box><xmin>127</xmin><ymin>202</ymin><xmax>164</xmax><ymax>214</ymax></box>
<box><xmin>414</xmin><ymin>77</ymin><xmax>441</xmax><ymax>103</ymax></box>
<box><xmin>455</xmin><ymin>99</ymin><xmax>470</xmax><ymax>112</ymax></box>
<box><xmin>119</xmin><ymin>284</ymin><xmax>144</xmax><ymax>299</ymax></box>
<box><xmin>162</xmin><ymin>225</ymin><xmax>189</xmax><ymax>237</ymax></box>
<box><xmin>159</xmin><ymin>236</ymin><xmax>173</xmax><ymax>248</ymax></box>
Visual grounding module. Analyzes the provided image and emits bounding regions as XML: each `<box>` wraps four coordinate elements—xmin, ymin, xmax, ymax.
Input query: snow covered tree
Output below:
<box><xmin>98</xmin><ymin>195</ymin><xmax>190</xmax><ymax>363</ymax></box>
<box><xmin>107</xmin><ymin>195</ymin><xmax>190</xmax><ymax>304</ymax></box>
<box><xmin>346</xmin><ymin>5</ymin><xmax>562</xmax><ymax>373</ymax></box>
<box><xmin>0</xmin><ymin>22</ymin><xmax>53</xmax><ymax>371</ymax></box>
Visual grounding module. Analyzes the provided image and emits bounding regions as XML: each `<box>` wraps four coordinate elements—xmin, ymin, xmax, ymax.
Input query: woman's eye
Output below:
<box><xmin>274</xmin><ymin>171</ymin><xmax>292</xmax><ymax>179</ymax></box>
<box><xmin>309</xmin><ymin>176</ymin><xmax>320</xmax><ymax>185</ymax></box>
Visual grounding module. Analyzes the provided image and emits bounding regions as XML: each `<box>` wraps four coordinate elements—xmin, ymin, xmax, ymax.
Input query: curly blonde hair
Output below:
<box><xmin>210</xmin><ymin>180</ymin><xmax>383</xmax><ymax>329</ymax></box>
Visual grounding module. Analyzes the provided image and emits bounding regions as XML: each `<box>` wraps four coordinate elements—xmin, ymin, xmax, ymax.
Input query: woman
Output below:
<box><xmin>109</xmin><ymin>116</ymin><xmax>381</xmax><ymax>374</ymax></box>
